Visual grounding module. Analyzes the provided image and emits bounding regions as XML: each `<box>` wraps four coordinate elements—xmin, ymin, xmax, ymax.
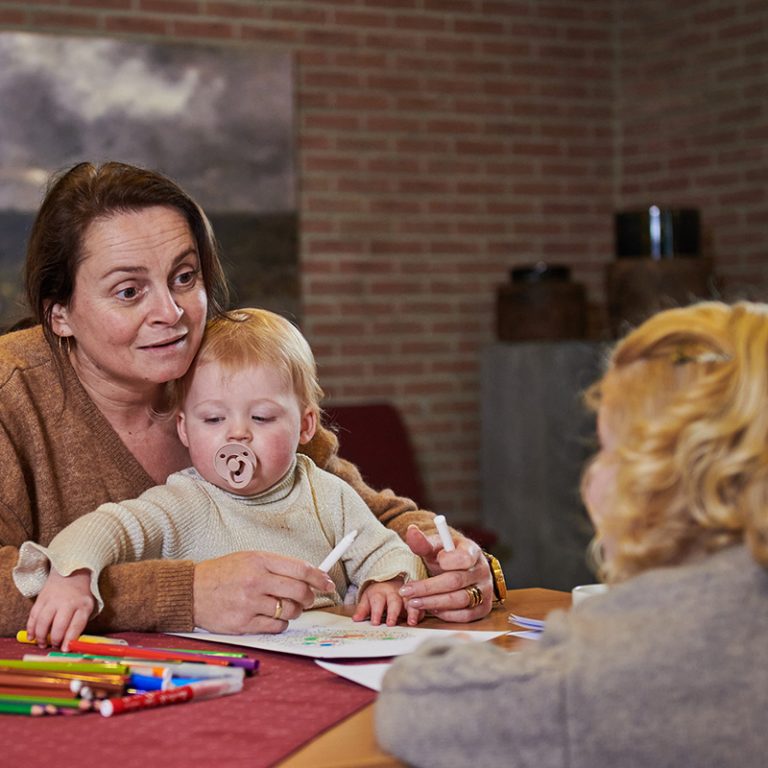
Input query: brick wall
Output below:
<box><xmin>617</xmin><ymin>0</ymin><xmax>768</xmax><ymax>295</ymax></box>
<box><xmin>0</xmin><ymin>1</ymin><xmax>764</xmax><ymax>527</ymax></box>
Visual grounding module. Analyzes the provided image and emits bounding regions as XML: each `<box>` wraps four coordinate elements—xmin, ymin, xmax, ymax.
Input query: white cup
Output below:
<box><xmin>571</xmin><ymin>583</ymin><xmax>608</xmax><ymax>606</ymax></box>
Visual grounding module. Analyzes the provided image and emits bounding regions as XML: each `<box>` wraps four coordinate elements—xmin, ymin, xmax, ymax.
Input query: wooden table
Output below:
<box><xmin>281</xmin><ymin>587</ymin><xmax>570</xmax><ymax>768</ymax></box>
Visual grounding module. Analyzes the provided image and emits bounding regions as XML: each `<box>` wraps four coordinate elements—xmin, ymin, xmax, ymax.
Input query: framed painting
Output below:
<box><xmin>0</xmin><ymin>31</ymin><xmax>298</xmax><ymax>330</ymax></box>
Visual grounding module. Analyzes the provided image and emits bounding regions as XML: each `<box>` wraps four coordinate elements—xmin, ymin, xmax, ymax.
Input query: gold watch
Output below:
<box><xmin>482</xmin><ymin>551</ymin><xmax>507</xmax><ymax>604</ymax></box>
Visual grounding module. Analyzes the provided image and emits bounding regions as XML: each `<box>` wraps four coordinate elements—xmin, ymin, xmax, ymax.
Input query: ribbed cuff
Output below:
<box><xmin>154</xmin><ymin>559</ymin><xmax>196</xmax><ymax>631</ymax></box>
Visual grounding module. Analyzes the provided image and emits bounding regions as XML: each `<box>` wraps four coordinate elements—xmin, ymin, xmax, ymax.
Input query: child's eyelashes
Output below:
<box><xmin>199</xmin><ymin>415</ymin><xmax>276</xmax><ymax>424</ymax></box>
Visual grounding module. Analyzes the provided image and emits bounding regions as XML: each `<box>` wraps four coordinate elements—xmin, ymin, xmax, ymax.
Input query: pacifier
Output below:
<box><xmin>213</xmin><ymin>443</ymin><xmax>257</xmax><ymax>490</ymax></box>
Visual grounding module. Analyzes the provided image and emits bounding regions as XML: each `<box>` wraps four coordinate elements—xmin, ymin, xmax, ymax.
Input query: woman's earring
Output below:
<box><xmin>56</xmin><ymin>334</ymin><xmax>72</xmax><ymax>355</ymax></box>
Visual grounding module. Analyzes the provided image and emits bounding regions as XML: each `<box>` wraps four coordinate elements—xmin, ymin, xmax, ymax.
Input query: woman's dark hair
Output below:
<box><xmin>25</xmin><ymin>161</ymin><xmax>230</xmax><ymax>351</ymax></box>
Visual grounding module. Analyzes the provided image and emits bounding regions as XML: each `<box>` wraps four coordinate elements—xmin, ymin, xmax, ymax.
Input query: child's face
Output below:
<box><xmin>582</xmin><ymin>406</ymin><xmax>618</xmax><ymax>557</ymax></box>
<box><xmin>176</xmin><ymin>360</ymin><xmax>316</xmax><ymax>495</ymax></box>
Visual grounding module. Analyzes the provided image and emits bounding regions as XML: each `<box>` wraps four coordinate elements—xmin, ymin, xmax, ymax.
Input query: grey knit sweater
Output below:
<box><xmin>376</xmin><ymin>544</ymin><xmax>768</xmax><ymax>768</ymax></box>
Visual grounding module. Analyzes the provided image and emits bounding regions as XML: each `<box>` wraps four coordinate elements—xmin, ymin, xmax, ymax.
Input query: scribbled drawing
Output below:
<box><xmin>174</xmin><ymin>615</ymin><xmax>506</xmax><ymax>659</ymax></box>
<box><xmin>301</xmin><ymin>630</ymin><xmax>403</xmax><ymax>647</ymax></box>
<box><xmin>270</xmin><ymin>627</ymin><xmax>411</xmax><ymax>649</ymax></box>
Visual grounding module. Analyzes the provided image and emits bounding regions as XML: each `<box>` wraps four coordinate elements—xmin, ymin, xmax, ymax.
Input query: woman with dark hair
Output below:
<box><xmin>0</xmin><ymin>161</ymin><xmax>495</xmax><ymax>636</ymax></box>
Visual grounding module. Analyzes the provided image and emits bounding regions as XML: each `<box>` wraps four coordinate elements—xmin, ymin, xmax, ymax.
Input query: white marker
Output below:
<box><xmin>318</xmin><ymin>529</ymin><xmax>359</xmax><ymax>572</ymax></box>
<box><xmin>433</xmin><ymin>515</ymin><xmax>455</xmax><ymax>552</ymax></box>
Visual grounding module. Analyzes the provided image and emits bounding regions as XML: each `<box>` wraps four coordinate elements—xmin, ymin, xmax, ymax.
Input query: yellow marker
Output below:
<box><xmin>16</xmin><ymin>630</ymin><xmax>128</xmax><ymax>646</ymax></box>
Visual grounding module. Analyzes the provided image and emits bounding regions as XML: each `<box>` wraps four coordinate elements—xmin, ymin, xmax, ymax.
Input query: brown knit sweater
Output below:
<box><xmin>0</xmin><ymin>327</ymin><xmax>434</xmax><ymax>635</ymax></box>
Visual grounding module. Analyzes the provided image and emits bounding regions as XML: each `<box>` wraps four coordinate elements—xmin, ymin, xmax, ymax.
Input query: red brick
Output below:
<box><xmin>394</xmin><ymin>12</ymin><xmax>447</xmax><ymax>32</ymax></box>
<box><xmin>73</xmin><ymin>0</ymin><xmax>132</xmax><ymax>8</ymax></box>
<box><xmin>170</xmin><ymin>19</ymin><xmax>236</xmax><ymax>38</ymax></box>
<box><xmin>335</xmin><ymin>9</ymin><xmax>390</xmax><ymax>28</ymax></box>
<box><xmin>206</xmin><ymin>2</ymin><xmax>265</xmax><ymax>20</ymax></box>
<box><xmin>138</xmin><ymin>0</ymin><xmax>198</xmax><ymax>13</ymax></box>
<box><xmin>0</xmin><ymin>8</ymin><xmax>26</xmax><ymax>23</ymax></box>
<box><xmin>29</xmin><ymin>9</ymin><xmax>102</xmax><ymax>29</ymax></box>
<box><xmin>241</xmin><ymin>24</ymin><xmax>300</xmax><ymax>43</ymax></box>
<box><xmin>270</xmin><ymin>5</ymin><xmax>327</xmax><ymax>24</ymax></box>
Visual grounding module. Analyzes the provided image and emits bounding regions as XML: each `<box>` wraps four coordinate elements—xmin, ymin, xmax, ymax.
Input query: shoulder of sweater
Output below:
<box><xmin>296</xmin><ymin>453</ymin><xmax>354</xmax><ymax>493</ymax></box>
<box><xmin>166</xmin><ymin>468</ymin><xmax>217</xmax><ymax>495</ymax></box>
<box><xmin>113</xmin><ymin>470</ymin><xmax>213</xmax><ymax>509</ymax></box>
<box><xmin>596</xmin><ymin>544</ymin><xmax>760</xmax><ymax>612</ymax></box>
<box><xmin>561</xmin><ymin>544</ymin><xmax>767</xmax><ymax>652</ymax></box>
<box><xmin>0</xmin><ymin>326</ymin><xmax>54</xmax><ymax>387</ymax></box>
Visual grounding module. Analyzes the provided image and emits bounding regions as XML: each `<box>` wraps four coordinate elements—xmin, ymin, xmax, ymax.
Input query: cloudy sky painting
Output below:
<box><xmin>0</xmin><ymin>32</ymin><xmax>298</xmax><ymax>327</ymax></box>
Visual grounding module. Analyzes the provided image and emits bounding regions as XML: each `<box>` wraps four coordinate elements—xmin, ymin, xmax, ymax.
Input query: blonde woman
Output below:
<box><xmin>376</xmin><ymin>301</ymin><xmax>767</xmax><ymax>768</ymax></box>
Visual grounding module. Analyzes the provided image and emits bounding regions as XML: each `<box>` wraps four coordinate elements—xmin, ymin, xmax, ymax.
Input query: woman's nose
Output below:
<box><xmin>149</xmin><ymin>287</ymin><xmax>183</xmax><ymax>324</ymax></box>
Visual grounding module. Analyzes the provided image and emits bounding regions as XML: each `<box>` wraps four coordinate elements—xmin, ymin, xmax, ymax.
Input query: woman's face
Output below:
<box><xmin>51</xmin><ymin>206</ymin><xmax>208</xmax><ymax>391</ymax></box>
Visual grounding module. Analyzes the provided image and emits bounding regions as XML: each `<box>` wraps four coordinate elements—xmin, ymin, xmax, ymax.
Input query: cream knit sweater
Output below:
<box><xmin>14</xmin><ymin>454</ymin><xmax>426</xmax><ymax>614</ymax></box>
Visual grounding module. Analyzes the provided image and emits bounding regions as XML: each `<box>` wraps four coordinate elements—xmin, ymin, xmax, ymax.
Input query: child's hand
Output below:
<box><xmin>353</xmin><ymin>577</ymin><xmax>423</xmax><ymax>627</ymax></box>
<box><xmin>26</xmin><ymin>568</ymin><xmax>94</xmax><ymax>651</ymax></box>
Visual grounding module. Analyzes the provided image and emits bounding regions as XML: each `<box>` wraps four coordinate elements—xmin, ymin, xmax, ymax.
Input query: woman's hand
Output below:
<box><xmin>193</xmin><ymin>551</ymin><xmax>336</xmax><ymax>634</ymax></box>
<box><xmin>398</xmin><ymin>524</ymin><xmax>494</xmax><ymax>623</ymax></box>
<box><xmin>27</xmin><ymin>567</ymin><xmax>95</xmax><ymax>651</ymax></box>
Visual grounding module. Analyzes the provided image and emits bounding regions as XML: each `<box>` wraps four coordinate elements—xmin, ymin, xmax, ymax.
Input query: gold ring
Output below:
<box><xmin>273</xmin><ymin>598</ymin><xmax>283</xmax><ymax>620</ymax></box>
<box><xmin>464</xmin><ymin>584</ymin><xmax>483</xmax><ymax>609</ymax></box>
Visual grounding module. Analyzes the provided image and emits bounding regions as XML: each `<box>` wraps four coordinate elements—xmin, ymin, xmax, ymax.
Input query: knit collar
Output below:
<box><xmin>185</xmin><ymin>454</ymin><xmax>300</xmax><ymax>503</ymax></box>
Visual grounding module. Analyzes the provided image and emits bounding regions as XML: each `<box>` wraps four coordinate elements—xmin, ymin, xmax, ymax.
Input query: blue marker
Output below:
<box><xmin>129</xmin><ymin>672</ymin><xmax>166</xmax><ymax>691</ymax></box>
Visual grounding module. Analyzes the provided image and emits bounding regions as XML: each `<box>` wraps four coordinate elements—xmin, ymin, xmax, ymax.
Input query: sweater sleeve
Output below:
<box><xmin>0</xmin><ymin>484</ymin><xmax>195</xmax><ymax>636</ymax></box>
<box><xmin>13</xmin><ymin>478</ymin><xmax>211</xmax><ymax>615</ymax></box>
<box><xmin>334</xmin><ymin>482</ymin><xmax>427</xmax><ymax>596</ymax></box>
<box><xmin>376</xmin><ymin>621</ymin><xmax>570</xmax><ymax>768</ymax></box>
<box><xmin>0</xmin><ymin>422</ymin><xmax>46</xmax><ymax>636</ymax></box>
<box><xmin>0</xmin><ymin>523</ymin><xmax>35</xmax><ymax>638</ymax></box>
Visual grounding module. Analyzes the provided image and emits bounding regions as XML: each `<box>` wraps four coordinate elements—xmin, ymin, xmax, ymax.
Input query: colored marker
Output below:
<box><xmin>0</xmin><ymin>692</ymin><xmax>91</xmax><ymax>710</ymax></box>
<box><xmin>0</xmin><ymin>659</ymin><xmax>128</xmax><ymax>675</ymax></box>
<box><xmin>155</xmin><ymin>647</ymin><xmax>248</xmax><ymax>658</ymax></box>
<box><xmin>128</xmin><ymin>673</ymin><xmax>167</xmax><ymax>692</ymax></box>
<box><xmin>16</xmin><ymin>630</ymin><xmax>127</xmax><ymax>646</ymax></box>
<box><xmin>433</xmin><ymin>515</ymin><xmax>455</xmax><ymax>552</ymax></box>
<box><xmin>318</xmin><ymin>529</ymin><xmax>358</xmax><ymax>572</ymax></box>
<box><xmin>67</xmin><ymin>640</ymin><xmax>258</xmax><ymax>673</ymax></box>
<box><xmin>0</xmin><ymin>700</ymin><xmax>48</xmax><ymax>716</ymax></box>
<box><xmin>31</xmin><ymin>653</ymin><xmax>245</xmax><ymax>681</ymax></box>
<box><xmin>99</xmin><ymin>677</ymin><xmax>242</xmax><ymax>717</ymax></box>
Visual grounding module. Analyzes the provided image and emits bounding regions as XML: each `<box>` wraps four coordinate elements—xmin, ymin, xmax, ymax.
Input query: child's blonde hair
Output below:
<box><xmin>176</xmin><ymin>307</ymin><xmax>323</xmax><ymax>415</ymax></box>
<box><xmin>171</xmin><ymin>308</ymin><xmax>339</xmax><ymax>462</ymax></box>
<box><xmin>584</xmin><ymin>301</ymin><xmax>768</xmax><ymax>582</ymax></box>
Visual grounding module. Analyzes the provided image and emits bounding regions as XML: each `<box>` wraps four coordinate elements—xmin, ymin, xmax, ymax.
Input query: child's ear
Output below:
<box><xmin>299</xmin><ymin>408</ymin><xmax>317</xmax><ymax>445</ymax></box>
<box><xmin>48</xmin><ymin>301</ymin><xmax>74</xmax><ymax>339</ymax></box>
<box><xmin>176</xmin><ymin>412</ymin><xmax>190</xmax><ymax>448</ymax></box>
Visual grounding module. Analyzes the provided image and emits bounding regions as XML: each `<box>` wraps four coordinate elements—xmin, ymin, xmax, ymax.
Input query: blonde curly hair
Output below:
<box><xmin>583</xmin><ymin>301</ymin><xmax>768</xmax><ymax>583</ymax></box>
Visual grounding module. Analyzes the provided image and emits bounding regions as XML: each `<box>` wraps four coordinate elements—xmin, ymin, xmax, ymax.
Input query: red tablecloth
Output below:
<box><xmin>0</xmin><ymin>632</ymin><xmax>377</xmax><ymax>768</ymax></box>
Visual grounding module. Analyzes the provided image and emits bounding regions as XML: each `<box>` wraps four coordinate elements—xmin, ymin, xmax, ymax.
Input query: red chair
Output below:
<box><xmin>323</xmin><ymin>402</ymin><xmax>428</xmax><ymax>508</ymax></box>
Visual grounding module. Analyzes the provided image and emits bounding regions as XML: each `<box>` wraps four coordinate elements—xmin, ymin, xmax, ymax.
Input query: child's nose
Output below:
<box><xmin>227</xmin><ymin>420</ymin><xmax>252</xmax><ymax>442</ymax></box>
